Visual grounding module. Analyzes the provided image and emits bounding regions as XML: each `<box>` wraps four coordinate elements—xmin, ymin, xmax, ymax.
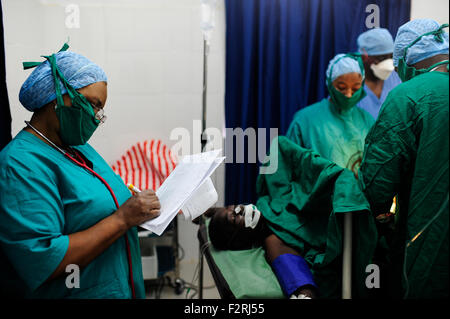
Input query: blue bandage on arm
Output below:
<box><xmin>271</xmin><ymin>253</ymin><xmax>317</xmax><ymax>297</ymax></box>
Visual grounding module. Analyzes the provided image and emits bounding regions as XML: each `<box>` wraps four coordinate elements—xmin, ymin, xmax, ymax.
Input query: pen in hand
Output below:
<box><xmin>127</xmin><ymin>184</ymin><xmax>180</xmax><ymax>216</ymax></box>
<box><xmin>117</xmin><ymin>184</ymin><xmax>161</xmax><ymax>228</ymax></box>
<box><xmin>127</xmin><ymin>184</ymin><xmax>141</xmax><ymax>195</ymax></box>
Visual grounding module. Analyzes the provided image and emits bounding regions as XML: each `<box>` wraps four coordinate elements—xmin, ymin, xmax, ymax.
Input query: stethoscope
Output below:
<box><xmin>25</xmin><ymin>121</ymin><xmax>137</xmax><ymax>298</ymax></box>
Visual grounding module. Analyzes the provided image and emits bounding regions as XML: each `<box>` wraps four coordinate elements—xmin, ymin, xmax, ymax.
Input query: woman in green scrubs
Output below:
<box><xmin>0</xmin><ymin>46</ymin><xmax>160</xmax><ymax>298</ymax></box>
<box><xmin>286</xmin><ymin>53</ymin><xmax>374</xmax><ymax>176</ymax></box>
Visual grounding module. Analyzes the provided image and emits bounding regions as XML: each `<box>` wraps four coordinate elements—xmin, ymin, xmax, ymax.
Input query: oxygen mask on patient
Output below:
<box><xmin>234</xmin><ymin>204</ymin><xmax>261</xmax><ymax>229</ymax></box>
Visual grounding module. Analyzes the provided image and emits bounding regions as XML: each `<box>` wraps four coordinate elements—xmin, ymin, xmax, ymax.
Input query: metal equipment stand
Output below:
<box><xmin>342</xmin><ymin>213</ymin><xmax>352</xmax><ymax>299</ymax></box>
<box><xmin>198</xmin><ymin>37</ymin><xmax>209</xmax><ymax>299</ymax></box>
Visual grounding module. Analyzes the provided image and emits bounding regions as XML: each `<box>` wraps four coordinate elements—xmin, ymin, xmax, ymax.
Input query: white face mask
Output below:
<box><xmin>234</xmin><ymin>204</ymin><xmax>261</xmax><ymax>229</ymax></box>
<box><xmin>370</xmin><ymin>58</ymin><xmax>394</xmax><ymax>80</ymax></box>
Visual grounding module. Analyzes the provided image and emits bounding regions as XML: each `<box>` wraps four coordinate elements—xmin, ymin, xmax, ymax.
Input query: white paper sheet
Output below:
<box><xmin>139</xmin><ymin>149</ymin><xmax>224</xmax><ymax>235</ymax></box>
<box><xmin>181</xmin><ymin>177</ymin><xmax>218</xmax><ymax>221</ymax></box>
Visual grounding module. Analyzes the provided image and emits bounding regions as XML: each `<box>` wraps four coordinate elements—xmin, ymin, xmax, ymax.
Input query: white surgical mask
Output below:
<box><xmin>370</xmin><ymin>58</ymin><xmax>394</xmax><ymax>80</ymax></box>
<box><xmin>234</xmin><ymin>204</ymin><xmax>261</xmax><ymax>229</ymax></box>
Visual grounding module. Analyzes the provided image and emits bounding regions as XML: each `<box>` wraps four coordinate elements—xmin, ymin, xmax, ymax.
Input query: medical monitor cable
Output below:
<box><xmin>402</xmin><ymin>192</ymin><xmax>449</xmax><ymax>299</ymax></box>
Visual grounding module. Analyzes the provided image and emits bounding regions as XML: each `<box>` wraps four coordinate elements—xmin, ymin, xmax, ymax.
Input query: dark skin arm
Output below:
<box><xmin>45</xmin><ymin>189</ymin><xmax>160</xmax><ymax>283</ymax></box>
<box><xmin>264</xmin><ymin>234</ymin><xmax>317</xmax><ymax>299</ymax></box>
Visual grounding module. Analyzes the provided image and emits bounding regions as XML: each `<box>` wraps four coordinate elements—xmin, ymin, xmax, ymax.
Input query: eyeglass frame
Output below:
<box><xmin>91</xmin><ymin>104</ymin><xmax>107</xmax><ymax>124</ymax></box>
<box><xmin>52</xmin><ymin>100</ymin><xmax>107</xmax><ymax>124</ymax></box>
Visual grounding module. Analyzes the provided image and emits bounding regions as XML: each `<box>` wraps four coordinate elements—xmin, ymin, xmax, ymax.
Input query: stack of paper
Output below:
<box><xmin>140</xmin><ymin>149</ymin><xmax>225</xmax><ymax>235</ymax></box>
<box><xmin>181</xmin><ymin>176</ymin><xmax>218</xmax><ymax>221</ymax></box>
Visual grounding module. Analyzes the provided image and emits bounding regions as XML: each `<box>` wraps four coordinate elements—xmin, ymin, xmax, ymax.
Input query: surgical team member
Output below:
<box><xmin>286</xmin><ymin>53</ymin><xmax>374</xmax><ymax>176</ymax></box>
<box><xmin>359</xmin><ymin>19</ymin><xmax>449</xmax><ymax>298</ymax></box>
<box><xmin>0</xmin><ymin>45</ymin><xmax>161</xmax><ymax>298</ymax></box>
<box><xmin>357</xmin><ymin>28</ymin><xmax>401</xmax><ymax>119</ymax></box>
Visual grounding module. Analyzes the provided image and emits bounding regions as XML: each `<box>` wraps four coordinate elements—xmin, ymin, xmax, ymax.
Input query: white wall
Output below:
<box><xmin>2</xmin><ymin>0</ymin><xmax>226</xmax><ymax>262</ymax></box>
<box><xmin>410</xmin><ymin>0</ymin><xmax>449</xmax><ymax>25</ymax></box>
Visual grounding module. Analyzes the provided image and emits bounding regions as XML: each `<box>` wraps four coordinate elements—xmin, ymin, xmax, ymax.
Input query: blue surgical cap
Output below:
<box><xmin>357</xmin><ymin>28</ymin><xmax>394</xmax><ymax>56</ymax></box>
<box><xmin>326</xmin><ymin>54</ymin><xmax>362</xmax><ymax>82</ymax></box>
<box><xmin>393</xmin><ymin>19</ymin><xmax>449</xmax><ymax>67</ymax></box>
<box><xmin>19</xmin><ymin>51</ymin><xmax>107</xmax><ymax>112</ymax></box>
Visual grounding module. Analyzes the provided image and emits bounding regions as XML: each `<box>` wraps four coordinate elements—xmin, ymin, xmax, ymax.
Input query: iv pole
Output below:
<box><xmin>198</xmin><ymin>36</ymin><xmax>209</xmax><ymax>300</ymax></box>
<box><xmin>198</xmin><ymin>0</ymin><xmax>216</xmax><ymax>299</ymax></box>
<box><xmin>201</xmin><ymin>38</ymin><xmax>209</xmax><ymax>152</ymax></box>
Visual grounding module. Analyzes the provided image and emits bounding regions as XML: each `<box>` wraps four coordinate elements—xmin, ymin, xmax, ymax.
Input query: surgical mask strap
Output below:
<box><xmin>22</xmin><ymin>42</ymin><xmax>69</xmax><ymax>70</ymax></box>
<box><xmin>46</xmin><ymin>54</ymin><xmax>69</xmax><ymax>107</ymax></box>
<box><xmin>427</xmin><ymin>60</ymin><xmax>450</xmax><ymax>72</ymax></box>
<box><xmin>22</xmin><ymin>43</ymin><xmax>75</xmax><ymax>107</ymax></box>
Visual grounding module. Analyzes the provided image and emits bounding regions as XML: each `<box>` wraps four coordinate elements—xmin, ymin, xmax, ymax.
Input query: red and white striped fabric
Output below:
<box><xmin>112</xmin><ymin>140</ymin><xmax>177</xmax><ymax>191</ymax></box>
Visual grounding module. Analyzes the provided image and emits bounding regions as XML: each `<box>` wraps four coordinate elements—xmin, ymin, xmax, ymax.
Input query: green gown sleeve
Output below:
<box><xmin>358</xmin><ymin>91</ymin><xmax>416</xmax><ymax>215</ymax></box>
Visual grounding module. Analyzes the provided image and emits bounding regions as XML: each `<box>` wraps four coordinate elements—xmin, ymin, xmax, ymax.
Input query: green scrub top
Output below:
<box><xmin>286</xmin><ymin>98</ymin><xmax>375</xmax><ymax>174</ymax></box>
<box><xmin>0</xmin><ymin>130</ymin><xmax>145</xmax><ymax>299</ymax></box>
<box><xmin>359</xmin><ymin>71</ymin><xmax>449</xmax><ymax>298</ymax></box>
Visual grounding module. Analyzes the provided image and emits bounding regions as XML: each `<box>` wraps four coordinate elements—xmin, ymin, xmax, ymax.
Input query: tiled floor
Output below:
<box><xmin>145</xmin><ymin>258</ymin><xmax>221</xmax><ymax>299</ymax></box>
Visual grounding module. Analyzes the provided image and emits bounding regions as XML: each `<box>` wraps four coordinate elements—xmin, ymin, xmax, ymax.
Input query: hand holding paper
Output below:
<box><xmin>139</xmin><ymin>149</ymin><xmax>225</xmax><ymax>235</ymax></box>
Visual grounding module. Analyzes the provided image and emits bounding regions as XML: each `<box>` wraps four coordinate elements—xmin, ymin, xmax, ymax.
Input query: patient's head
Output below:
<box><xmin>208</xmin><ymin>205</ymin><xmax>268</xmax><ymax>250</ymax></box>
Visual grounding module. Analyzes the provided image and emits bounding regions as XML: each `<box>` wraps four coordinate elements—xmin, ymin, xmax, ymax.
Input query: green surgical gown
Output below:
<box><xmin>256</xmin><ymin>136</ymin><xmax>378</xmax><ymax>298</ymax></box>
<box><xmin>0</xmin><ymin>130</ymin><xmax>145</xmax><ymax>299</ymax></box>
<box><xmin>286</xmin><ymin>98</ymin><xmax>375</xmax><ymax>174</ymax></box>
<box><xmin>359</xmin><ymin>71</ymin><xmax>449</xmax><ymax>299</ymax></box>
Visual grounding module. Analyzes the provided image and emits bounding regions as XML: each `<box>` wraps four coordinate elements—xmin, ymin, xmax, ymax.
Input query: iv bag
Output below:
<box><xmin>200</xmin><ymin>0</ymin><xmax>217</xmax><ymax>42</ymax></box>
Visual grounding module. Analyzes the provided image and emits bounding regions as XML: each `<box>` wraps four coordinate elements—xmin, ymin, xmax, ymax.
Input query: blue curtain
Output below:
<box><xmin>224</xmin><ymin>0</ymin><xmax>411</xmax><ymax>205</ymax></box>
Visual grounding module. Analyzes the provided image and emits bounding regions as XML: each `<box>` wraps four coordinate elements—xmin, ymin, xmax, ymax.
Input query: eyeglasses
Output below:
<box><xmin>91</xmin><ymin>104</ymin><xmax>107</xmax><ymax>124</ymax></box>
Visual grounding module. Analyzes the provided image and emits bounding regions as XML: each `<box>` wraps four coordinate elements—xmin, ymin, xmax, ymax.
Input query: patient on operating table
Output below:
<box><xmin>205</xmin><ymin>204</ymin><xmax>318</xmax><ymax>299</ymax></box>
<box><xmin>202</xmin><ymin>136</ymin><xmax>378</xmax><ymax>299</ymax></box>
